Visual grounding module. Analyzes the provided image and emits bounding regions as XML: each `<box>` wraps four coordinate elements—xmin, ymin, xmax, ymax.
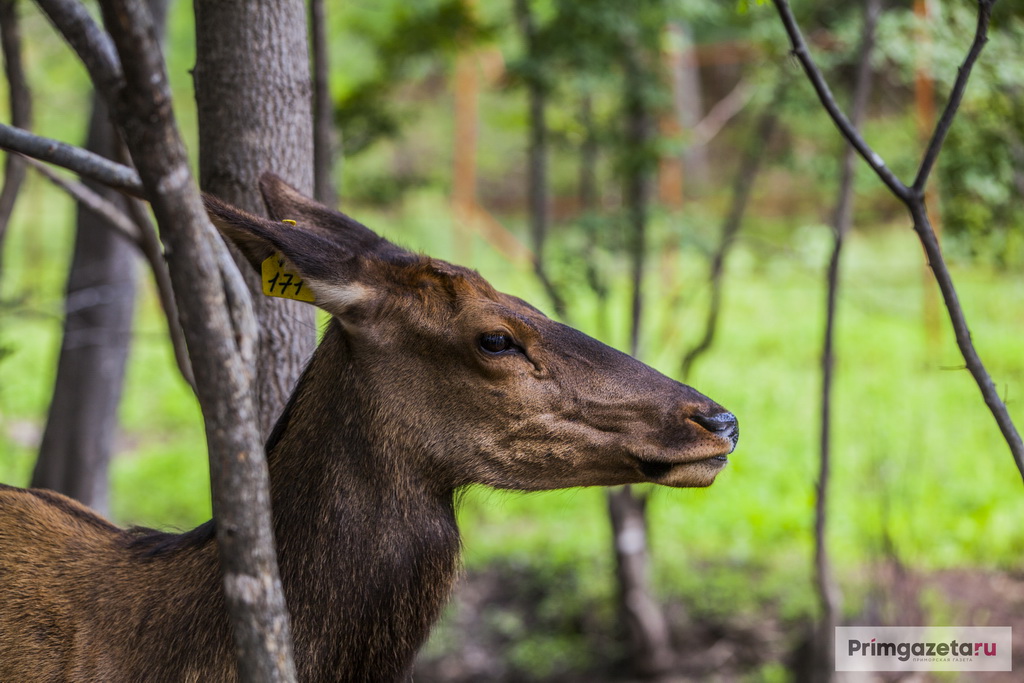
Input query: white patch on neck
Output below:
<box><xmin>314</xmin><ymin>281</ymin><xmax>371</xmax><ymax>312</ymax></box>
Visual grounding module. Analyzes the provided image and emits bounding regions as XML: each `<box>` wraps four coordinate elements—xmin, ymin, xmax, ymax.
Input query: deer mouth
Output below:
<box><xmin>633</xmin><ymin>454</ymin><xmax>729</xmax><ymax>487</ymax></box>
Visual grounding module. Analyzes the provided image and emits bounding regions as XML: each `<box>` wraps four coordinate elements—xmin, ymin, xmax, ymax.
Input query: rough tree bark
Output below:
<box><xmin>101</xmin><ymin>1</ymin><xmax>298</xmax><ymax>678</ymax></box>
<box><xmin>772</xmin><ymin>0</ymin><xmax>1024</xmax><ymax>482</ymax></box>
<box><xmin>0</xmin><ymin>0</ymin><xmax>31</xmax><ymax>274</ymax></box>
<box><xmin>193</xmin><ymin>0</ymin><xmax>316</xmax><ymax>439</ymax></box>
<box><xmin>31</xmin><ymin>92</ymin><xmax>141</xmax><ymax>515</ymax></box>
<box><xmin>33</xmin><ymin>0</ymin><xmax>299</xmax><ymax>678</ymax></box>
<box><xmin>811</xmin><ymin>1</ymin><xmax>880</xmax><ymax>680</ymax></box>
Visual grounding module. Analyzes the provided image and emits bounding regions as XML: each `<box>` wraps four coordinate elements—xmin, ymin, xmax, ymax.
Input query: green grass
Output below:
<box><xmin>1</xmin><ymin>7</ymin><xmax>1022</xmax><ymax>632</ymax></box>
<box><xmin>2</xmin><ymin>11</ymin><xmax>1021</xmax><ymax>682</ymax></box>
<box><xmin>2</xmin><ymin>179</ymin><xmax>1022</xmax><ymax>632</ymax></box>
<box><xmin>338</xmin><ymin>189</ymin><xmax>1024</xmax><ymax>628</ymax></box>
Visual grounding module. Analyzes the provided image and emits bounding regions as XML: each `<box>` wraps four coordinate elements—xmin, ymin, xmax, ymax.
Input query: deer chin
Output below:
<box><xmin>633</xmin><ymin>455</ymin><xmax>729</xmax><ymax>488</ymax></box>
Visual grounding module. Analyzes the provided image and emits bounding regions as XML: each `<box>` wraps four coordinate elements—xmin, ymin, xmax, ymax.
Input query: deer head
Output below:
<box><xmin>204</xmin><ymin>174</ymin><xmax>737</xmax><ymax>493</ymax></box>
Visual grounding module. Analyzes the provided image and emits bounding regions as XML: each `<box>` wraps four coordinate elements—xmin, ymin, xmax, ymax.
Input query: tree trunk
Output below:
<box><xmin>32</xmin><ymin>0</ymin><xmax>169</xmax><ymax>513</ymax></box>
<box><xmin>670</xmin><ymin>21</ymin><xmax>707</xmax><ymax>197</ymax></box>
<box><xmin>578</xmin><ymin>94</ymin><xmax>608</xmax><ymax>339</ymax></box>
<box><xmin>607</xmin><ymin>41</ymin><xmax>675</xmax><ymax>680</ymax></box>
<box><xmin>309</xmin><ymin>0</ymin><xmax>337</xmax><ymax>207</ymax></box>
<box><xmin>811</xmin><ymin>1</ymin><xmax>879</xmax><ymax>680</ymax></box>
<box><xmin>608</xmin><ymin>487</ymin><xmax>674</xmax><ymax>677</ymax></box>
<box><xmin>512</xmin><ymin>0</ymin><xmax>567</xmax><ymax>321</ymax></box>
<box><xmin>0</xmin><ymin>0</ymin><xmax>32</xmax><ymax>277</ymax></box>
<box><xmin>623</xmin><ymin>51</ymin><xmax>651</xmax><ymax>360</ymax></box>
<box><xmin>193</xmin><ymin>0</ymin><xmax>316</xmax><ymax>438</ymax></box>
<box><xmin>680</xmin><ymin>85</ymin><xmax>783</xmax><ymax>381</ymax></box>
<box><xmin>31</xmin><ymin>93</ymin><xmax>136</xmax><ymax>515</ymax></box>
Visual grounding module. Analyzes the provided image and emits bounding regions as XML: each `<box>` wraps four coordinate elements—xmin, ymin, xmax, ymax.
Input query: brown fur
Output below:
<box><xmin>0</xmin><ymin>174</ymin><xmax>738</xmax><ymax>682</ymax></box>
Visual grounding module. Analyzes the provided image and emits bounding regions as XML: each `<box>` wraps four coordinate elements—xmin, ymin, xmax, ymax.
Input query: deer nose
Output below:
<box><xmin>692</xmin><ymin>411</ymin><xmax>738</xmax><ymax>445</ymax></box>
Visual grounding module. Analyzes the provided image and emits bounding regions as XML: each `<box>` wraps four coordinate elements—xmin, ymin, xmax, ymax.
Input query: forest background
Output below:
<box><xmin>0</xmin><ymin>0</ymin><xmax>1022</xmax><ymax>680</ymax></box>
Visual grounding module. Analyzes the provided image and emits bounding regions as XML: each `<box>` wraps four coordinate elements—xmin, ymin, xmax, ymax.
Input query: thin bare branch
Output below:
<box><xmin>772</xmin><ymin>0</ymin><xmax>909</xmax><ymax>201</ymax></box>
<box><xmin>125</xmin><ymin>196</ymin><xmax>197</xmax><ymax>393</ymax></box>
<box><xmin>913</xmin><ymin>0</ymin><xmax>995</xmax><ymax>193</ymax></box>
<box><xmin>0</xmin><ymin>123</ymin><xmax>144</xmax><ymax>196</ymax></box>
<box><xmin>692</xmin><ymin>78</ymin><xmax>753</xmax><ymax>147</ymax></box>
<box><xmin>911</xmin><ymin>204</ymin><xmax>1024</xmax><ymax>480</ymax></box>
<box><xmin>814</xmin><ymin>2</ymin><xmax>880</xmax><ymax>679</ymax></box>
<box><xmin>25</xmin><ymin>155</ymin><xmax>141</xmax><ymax>244</ymax></box>
<box><xmin>681</xmin><ymin>82</ymin><xmax>784</xmax><ymax>380</ymax></box>
<box><xmin>772</xmin><ymin>0</ymin><xmax>1024</xmax><ymax>482</ymax></box>
<box><xmin>34</xmin><ymin>0</ymin><xmax>123</xmax><ymax>97</ymax></box>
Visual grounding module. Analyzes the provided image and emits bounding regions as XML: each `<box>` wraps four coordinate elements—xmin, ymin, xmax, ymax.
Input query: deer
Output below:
<box><xmin>0</xmin><ymin>173</ymin><xmax>738</xmax><ymax>682</ymax></box>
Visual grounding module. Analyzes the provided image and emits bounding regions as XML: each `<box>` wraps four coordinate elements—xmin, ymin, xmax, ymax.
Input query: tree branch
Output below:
<box><xmin>912</xmin><ymin>0</ymin><xmax>995</xmax><ymax>193</ymax></box>
<box><xmin>681</xmin><ymin>82</ymin><xmax>784</xmax><ymax>380</ymax></box>
<box><xmin>25</xmin><ymin>155</ymin><xmax>140</xmax><ymax>244</ymax></box>
<box><xmin>34</xmin><ymin>0</ymin><xmax>123</xmax><ymax>98</ymax></box>
<box><xmin>772</xmin><ymin>0</ymin><xmax>1024</xmax><ymax>482</ymax></box>
<box><xmin>106</xmin><ymin>136</ymin><xmax>197</xmax><ymax>394</ymax></box>
<box><xmin>692</xmin><ymin>78</ymin><xmax>753</xmax><ymax>147</ymax></box>
<box><xmin>94</xmin><ymin>0</ymin><xmax>297</xmax><ymax>679</ymax></box>
<box><xmin>911</xmin><ymin>203</ymin><xmax>1024</xmax><ymax>480</ymax></box>
<box><xmin>125</xmin><ymin>196</ymin><xmax>197</xmax><ymax>393</ymax></box>
<box><xmin>0</xmin><ymin>0</ymin><xmax>32</xmax><ymax>253</ymax></box>
<box><xmin>0</xmin><ymin>123</ymin><xmax>144</xmax><ymax>196</ymax></box>
<box><xmin>772</xmin><ymin>0</ymin><xmax>910</xmax><ymax>202</ymax></box>
<box><xmin>27</xmin><ymin>154</ymin><xmax>198</xmax><ymax>399</ymax></box>
<box><xmin>814</xmin><ymin>3</ymin><xmax>880</xmax><ymax>679</ymax></box>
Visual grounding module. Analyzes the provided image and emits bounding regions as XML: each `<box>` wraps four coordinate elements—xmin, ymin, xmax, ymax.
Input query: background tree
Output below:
<box><xmin>809</xmin><ymin>2</ymin><xmax>880</xmax><ymax>680</ymax></box>
<box><xmin>310</xmin><ymin>0</ymin><xmax>337</xmax><ymax>206</ymax></box>
<box><xmin>0</xmin><ymin>0</ymin><xmax>30</xmax><ymax>272</ymax></box>
<box><xmin>2</xmin><ymin>1</ymin><xmax>1022</xmax><ymax>680</ymax></box>
<box><xmin>15</xmin><ymin>0</ymin><xmax>313</xmax><ymax>676</ymax></box>
<box><xmin>31</xmin><ymin>93</ymin><xmax>140</xmax><ymax>514</ymax></box>
<box><xmin>31</xmin><ymin>0</ymin><xmax>168</xmax><ymax>516</ymax></box>
<box><xmin>193</xmin><ymin>0</ymin><xmax>316</xmax><ymax>438</ymax></box>
<box><xmin>773</xmin><ymin>0</ymin><xmax>1023</xmax><ymax>477</ymax></box>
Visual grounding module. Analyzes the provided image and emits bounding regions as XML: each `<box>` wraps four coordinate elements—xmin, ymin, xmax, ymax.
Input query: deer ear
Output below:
<box><xmin>258</xmin><ymin>173</ymin><xmax>409</xmax><ymax>261</ymax></box>
<box><xmin>204</xmin><ymin>194</ymin><xmax>375</xmax><ymax>315</ymax></box>
<box><xmin>203</xmin><ymin>194</ymin><xmax>340</xmax><ymax>280</ymax></box>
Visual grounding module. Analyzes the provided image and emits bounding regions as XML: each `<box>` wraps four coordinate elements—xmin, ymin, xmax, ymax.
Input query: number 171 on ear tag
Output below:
<box><xmin>260</xmin><ymin>219</ymin><xmax>316</xmax><ymax>303</ymax></box>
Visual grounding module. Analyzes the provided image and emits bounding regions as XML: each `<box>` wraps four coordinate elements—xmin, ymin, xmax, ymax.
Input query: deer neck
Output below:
<box><xmin>265</xmin><ymin>322</ymin><xmax>462</xmax><ymax>681</ymax></box>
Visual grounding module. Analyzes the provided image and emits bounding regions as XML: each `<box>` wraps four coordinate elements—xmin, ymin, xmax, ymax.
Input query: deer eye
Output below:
<box><xmin>479</xmin><ymin>332</ymin><xmax>516</xmax><ymax>355</ymax></box>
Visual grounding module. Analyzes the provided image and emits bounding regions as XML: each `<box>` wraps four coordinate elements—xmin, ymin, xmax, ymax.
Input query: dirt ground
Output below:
<box><xmin>414</xmin><ymin>564</ymin><xmax>1023</xmax><ymax>682</ymax></box>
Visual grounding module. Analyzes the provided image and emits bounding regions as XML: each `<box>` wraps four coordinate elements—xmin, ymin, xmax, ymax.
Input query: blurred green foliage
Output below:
<box><xmin>874</xmin><ymin>1</ymin><xmax>1024</xmax><ymax>266</ymax></box>
<box><xmin>333</xmin><ymin>0</ymin><xmax>490</xmax><ymax>156</ymax></box>
<box><xmin>1</xmin><ymin>0</ymin><xmax>1022</xmax><ymax>679</ymax></box>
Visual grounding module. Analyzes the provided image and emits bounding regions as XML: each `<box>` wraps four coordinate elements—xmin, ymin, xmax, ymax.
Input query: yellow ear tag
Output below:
<box><xmin>260</xmin><ymin>219</ymin><xmax>316</xmax><ymax>303</ymax></box>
